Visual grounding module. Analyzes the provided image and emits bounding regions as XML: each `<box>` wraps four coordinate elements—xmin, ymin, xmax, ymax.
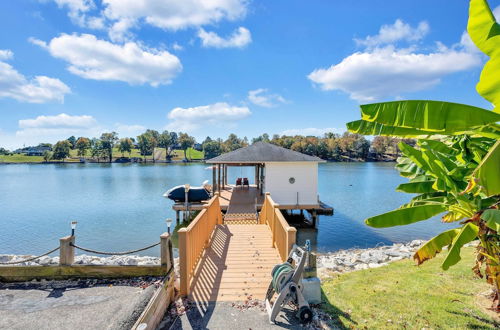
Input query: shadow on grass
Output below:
<box><xmin>319</xmin><ymin>288</ymin><xmax>357</xmax><ymax>329</ymax></box>
<box><xmin>446</xmin><ymin>310</ymin><xmax>499</xmax><ymax>329</ymax></box>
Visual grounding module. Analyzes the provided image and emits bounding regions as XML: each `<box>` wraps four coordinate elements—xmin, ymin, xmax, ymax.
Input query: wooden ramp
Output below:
<box><xmin>224</xmin><ymin>187</ymin><xmax>258</xmax><ymax>224</ymax></box>
<box><xmin>189</xmin><ymin>224</ymin><xmax>281</xmax><ymax>302</ymax></box>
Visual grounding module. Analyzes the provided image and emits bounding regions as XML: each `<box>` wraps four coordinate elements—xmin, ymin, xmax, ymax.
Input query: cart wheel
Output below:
<box><xmin>299</xmin><ymin>306</ymin><xmax>313</xmax><ymax>323</ymax></box>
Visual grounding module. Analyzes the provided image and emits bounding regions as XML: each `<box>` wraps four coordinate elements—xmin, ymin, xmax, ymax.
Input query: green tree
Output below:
<box><xmin>158</xmin><ymin>130</ymin><xmax>175</xmax><ymax>162</ymax></box>
<box><xmin>42</xmin><ymin>150</ymin><xmax>52</xmax><ymax>162</ymax></box>
<box><xmin>117</xmin><ymin>138</ymin><xmax>133</xmax><ymax>157</ymax></box>
<box><xmin>178</xmin><ymin>132</ymin><xmax>195</xmax><ymax>161</ymax></box>
<box><xmin>145</xmin><ymin>129</ymin><xmax>160</xmax><ymax>162</ymax></box>
<box><xmin>203</xmin><ymin>140</ymin><xmax>223</xmax><ymax>159</ymax></box>
<box><xmin>100</xmin><ymin>132</ymin><xmax>118</xmax><ymax>163</ymax></box>
<box><xmin>75</xmin><ymin>137</ymin><xmax>90</xmax><ymax>157</ymax></box>
<box><xmin>67</xmin><ymin>136</ymin><xmax>76</xmax><ymax>149</ymax></box>
<box><xmin>137</xmin><ymin>133</ymin><xmax>154</xmax><ymax>160</ymax></box>
<box><xmin>346</xmin><ymin>0</ymin><xmax>500</xmax><ymax>310</ymax></box>
<box><xmin>52</xmin><ymin>140</ymin><xmax>72</xmax><ymax>161</ymax></box>
<box><xmin>90</xmin><ymin>138</ymin><xmax>103</xmax><ymax>162</ymax></box>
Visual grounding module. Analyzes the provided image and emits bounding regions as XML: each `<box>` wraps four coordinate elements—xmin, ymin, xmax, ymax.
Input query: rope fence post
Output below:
<box><xmin>160</xmin><ymin>232</ymin><xmax>173</xmax><ymax>270</ymax></box>
<box><xmin>59</xmin><ymin>235</ymin><xmax>75</xmax><ymax>266</ymax></box>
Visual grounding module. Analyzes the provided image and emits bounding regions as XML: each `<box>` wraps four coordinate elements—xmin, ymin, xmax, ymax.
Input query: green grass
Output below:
<box><xmin>2</xmin><ymin>147</ymin><xmax>205</xmax><ymax>163</ymax></box>
<box><xmin>320</xmin><ymin>247</ymin><xmax>498</xmax><ymax>329</ymax></box>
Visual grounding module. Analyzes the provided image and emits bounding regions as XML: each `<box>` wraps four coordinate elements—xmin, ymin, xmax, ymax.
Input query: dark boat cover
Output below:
<box><xmin>165</xmin><ymin>185</ymin><xmax>211</xmax><ymax>202</ymax></box>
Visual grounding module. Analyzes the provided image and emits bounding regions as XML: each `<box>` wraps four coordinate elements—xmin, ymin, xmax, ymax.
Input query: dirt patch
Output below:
<box><xmin>475</xmin><ymin>289</ymin><xmax>500</xmax><ymax>324</ymax></box>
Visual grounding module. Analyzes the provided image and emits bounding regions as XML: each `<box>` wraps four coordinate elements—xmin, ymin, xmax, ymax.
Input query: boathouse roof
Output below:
<box><xmin>206</xmin><ymin>142</ymin><xmax>325</xmax><ymax>164</ymax></box>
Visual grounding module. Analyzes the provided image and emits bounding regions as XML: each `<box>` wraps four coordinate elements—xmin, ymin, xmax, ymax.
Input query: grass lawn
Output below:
<box><xmin>0</xmin><ymin>154</ymin><xmax>44</xmax><ymax>162</ymax></box>
<box><xmin>69</xmin><ymin>147</ymin><xmax>204</xmax><ymax>161</ymax></box>
<box><xmin>321</xmin><ymin>247</ymin><xmax>499</xmax><ymax>329</ymax></box>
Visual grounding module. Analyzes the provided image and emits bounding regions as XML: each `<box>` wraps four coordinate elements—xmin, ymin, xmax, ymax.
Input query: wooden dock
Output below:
<box><xmin>189</xmin><ymin>224</ymin><xmax>281</xmax><ymax>302</ymax></box>
<box><xmin>172</xmin><ymin>185</ymin><xmax>333</xmax><ymax>219</ymax></box>
<box><xmin>177</xmin><ymin>193</ymin><xmax>297</xmax><ymax>302</ymax></box>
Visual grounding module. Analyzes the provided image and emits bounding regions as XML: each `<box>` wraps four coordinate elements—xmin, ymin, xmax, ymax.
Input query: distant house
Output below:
<box><xmin>15</xmin><ymin>146</ymin><xmax>52</xmax><ymax>156</ymax></box>
<box><xmin>193</xmin><ymin>143</ymin><xmax>203</xmax><ymax>151</ymax></box>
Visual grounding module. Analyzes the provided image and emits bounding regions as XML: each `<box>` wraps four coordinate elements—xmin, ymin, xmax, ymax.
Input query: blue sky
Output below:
<box><xmin>0</xmin><ymin>0</ymin><xmax>498</xmax><ymax>149</ymax></box>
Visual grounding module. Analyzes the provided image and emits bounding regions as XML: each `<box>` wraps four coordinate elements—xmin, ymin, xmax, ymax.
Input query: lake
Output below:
<box><xmin>0</xmin><ymin>162</ymin><xmax>456</xmax><ymax>256</ymax></box>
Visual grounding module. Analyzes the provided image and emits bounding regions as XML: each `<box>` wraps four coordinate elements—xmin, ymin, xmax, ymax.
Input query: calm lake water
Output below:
<box><xmin>0</xmin><ymin>162</ymin><xmax>456</xmax><ymax>256</ymax></box>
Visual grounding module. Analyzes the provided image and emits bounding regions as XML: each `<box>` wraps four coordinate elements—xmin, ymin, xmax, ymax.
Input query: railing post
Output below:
<box><xmin>59</xmin><ymin>235</ymin><xmax>75</xmax><ymax>266</ymax></box>
<box><xmin>287</xmin><ymin>227</ymin><xmax>297</xmax><ymax>256</ymax></box>
<box><xmin>178</xmin><ymin>228</ymin><xmax>188</xmax><ymax>296</ymax></box>
<box><xmin>273</xmin><ymin>203</ymin><xmax>280</xmax><ymax>248</ymax></box>
<box><xmin>160</xmin><ymin>232</ymin><xmax>173</xmax><ymax>270</ymax></box>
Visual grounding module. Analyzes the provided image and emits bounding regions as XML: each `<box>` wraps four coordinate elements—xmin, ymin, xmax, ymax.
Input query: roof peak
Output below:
<box><xmin>206</xmin><ymin>142</ymin><xmax>325</xmax><ymax>164</ymax></box>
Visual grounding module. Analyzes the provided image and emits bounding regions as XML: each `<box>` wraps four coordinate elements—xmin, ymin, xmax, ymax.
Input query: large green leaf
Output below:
<box><xmin>365</xmin><ymin>204</ymin><xmax>447</xmax><ymax>228</ymax></box>
<box><xmin>473</xmin><ymin>140</ymin><xmax>500</xmax><ymax>196</ymax></box>
<box><xmin>359</xmin><ymin>101</ymin><xmax>500</xmax><ymax>132</ymax></box>
<box><xmin>414</xmin><ymin>228</ymin><xmax>461</xmax><ymax>265</ymax></box>
<box><xmin>468</xmin><ymin>0</ymin><xmax>500</xmax><ymax>110</ymax></box>
<box><xmin>481</xmin><ymin>209</ymin><xmax>500</xmax><ymax>232</ymax></box>
<box><xmin>442</xmin><ymin>223</ymin><xmax>479</xmax><ymax>270</ymax></box>
<box><xmin>396</xmin><ymin>181</ymin><xmax>436</xmax><ymax>193</ymax></box>
<box><xmin>347</xmin><ymin>120</ymin><xmax>438</xmax><ymax>137</ymax></box>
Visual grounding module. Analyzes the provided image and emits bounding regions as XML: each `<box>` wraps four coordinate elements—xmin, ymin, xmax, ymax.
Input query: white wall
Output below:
<box><xmin>264</xmin><ymin>162</ymin><xmax>318</xmax><ymax>206</ymax></box>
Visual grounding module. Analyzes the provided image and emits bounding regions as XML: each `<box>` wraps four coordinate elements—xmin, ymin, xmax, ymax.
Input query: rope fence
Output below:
<box><xmin>0</xmin><ymin>247</ymin><xmax>60</xmax><ymax>265</ymax></box>
<box><xmin>70</xmin><ymin>242</ymin><xmax>161</xmax><ymax>256</ymax></box>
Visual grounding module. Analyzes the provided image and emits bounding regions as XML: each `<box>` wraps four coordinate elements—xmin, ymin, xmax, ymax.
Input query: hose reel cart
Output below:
<box><xmin>265</xmin><ymin>241</ymin><xmax>313</xmax><ymax>324</ymax></box>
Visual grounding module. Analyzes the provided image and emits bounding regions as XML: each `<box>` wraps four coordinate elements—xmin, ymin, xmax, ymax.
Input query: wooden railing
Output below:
<box><xmin>258</xmin><ymin>193</ymin><xmax>297</xmax><ymax>261</ymax></box>
<box><xmin>178</xmin><ymin>193</ymin><xmax>223</xmax><ymax>296</ymax></box>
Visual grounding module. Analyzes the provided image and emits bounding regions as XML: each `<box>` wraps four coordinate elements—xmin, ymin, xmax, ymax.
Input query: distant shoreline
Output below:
<box><xmin>0</xmin><ymin>158</ymin><xmax>396</xmax><ymax>165</ymax></box>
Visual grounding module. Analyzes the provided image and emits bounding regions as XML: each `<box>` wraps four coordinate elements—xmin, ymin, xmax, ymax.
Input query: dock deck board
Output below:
<box><xmin>188</xmin><ymin>224</ymin><xmax>280</xmax><ymax>302</ymax></box>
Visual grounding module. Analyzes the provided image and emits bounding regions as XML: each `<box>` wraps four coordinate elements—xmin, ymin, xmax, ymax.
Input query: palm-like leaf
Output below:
<box><xmin>468</xmin><ymin>0</ymin><xmax>500</xmax><ymax>111</ymax></box>
<box><xmin>442</xmin><ymin>223</ymin><xmax>479</xmax><ymax>270</ymax></box>
<box><xmin>365</xmin><ymin>204</ymin><xmax>447</xmax><ymax>228</ymax></box>
<box><xmin>473</xmin><ymin>140</ymin><xmax>500</xmax><ymax>196</ymax></box>
<box><xmin>414</xmin><ymin>228</ymin><xmax>461</xmax><ymax>265</ymax></box>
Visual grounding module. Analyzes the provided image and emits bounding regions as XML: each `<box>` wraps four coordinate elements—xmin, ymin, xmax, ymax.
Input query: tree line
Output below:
<box><xmin>3</xmin><ymin>130</ymin><xmax>413</xmax><ymax>162</ymax></box>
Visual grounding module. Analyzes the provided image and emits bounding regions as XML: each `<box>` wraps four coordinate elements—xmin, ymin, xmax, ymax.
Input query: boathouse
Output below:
<box><xmin>171</xmin><ymin>142</ymin><xmax>332</xmax><ymax>224</ymax></box>
<box><xmin>208</xmin><ymin>141</ymin><xmax>324</xmax><ymax>205</ymax></box>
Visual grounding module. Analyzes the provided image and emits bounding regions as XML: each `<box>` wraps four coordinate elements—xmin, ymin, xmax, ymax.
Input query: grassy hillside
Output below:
<box><xmin>320</xmin><ymin>247</ymin><xmax>498</xmax><ymax>329</ymax></box>
<box><xmin>1</xmin><ymin>147</ymin><xmax>205</xmax><ymax>163</ymax></box>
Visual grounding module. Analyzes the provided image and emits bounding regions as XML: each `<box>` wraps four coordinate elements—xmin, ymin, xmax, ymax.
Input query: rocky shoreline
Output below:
<box><xmin>0</xmin><ymin>254</ymin><xmax>162</xmax><ymax>266</ymax></box>
<box><xmin>316</xmin><ymin>240</ymin><xmax>425</xmax><ymax>278</ymax></box>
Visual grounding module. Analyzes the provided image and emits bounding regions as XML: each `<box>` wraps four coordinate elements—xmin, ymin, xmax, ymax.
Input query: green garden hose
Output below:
<box><xmin>271</xmin><ymin>262</ymin><xmax>294</xmax><ymax>293</ymax></box>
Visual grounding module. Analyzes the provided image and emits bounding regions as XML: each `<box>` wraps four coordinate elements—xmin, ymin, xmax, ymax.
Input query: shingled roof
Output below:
<box><xmin>206</xmin><ymin>142</ymin><xmax>325</xmax><ymax>164</ymax></box>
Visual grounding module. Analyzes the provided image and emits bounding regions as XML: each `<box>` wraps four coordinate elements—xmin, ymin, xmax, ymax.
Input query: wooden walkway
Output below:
<box><xmin>224</xmin><ymin>187</ymin><xmax>259</xmax><ymax>223</ymax></box>
<box><xmin>188</xmin><ymin>224</ymin><xmax>281</xmax><ymax>302</ymax></box>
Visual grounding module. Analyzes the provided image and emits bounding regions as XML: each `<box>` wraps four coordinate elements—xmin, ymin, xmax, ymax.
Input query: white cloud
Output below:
<box><xmin>102</xmin><ymin>0</ymin><xmax>248</xmax><ymax>30</ymax></box>
<box><xmin>1</xmin><ymin>113</ymin><xmax>147</xmax><ymax>149</ymax></box>
<box><xmin>50</xmin><ymin>0</ymin><xmax>105</xmax><ymax>29</ymax></box>
<box><xmin>198</xmin><ymin>27</ymin><xmax>251</xmax><ymax>48</ymax></box>
<box><xmin>248</xmin><ymin>88</ymin><xmax>288</xmax><ymax>108</ymax></box>
<box><xmin>0</xmin><ymin>49</ymin><xmax>13</xmax><ymax>60</ymax></box>
<box><xmin>308</xmin><ymin>19</ymin><xmax>482</xmax><ymax>102</ymax></box>
<box><xmin>494</xmin><ymin>6</ymin><xmax>500</xmax><ymax>20</ymax></box>
<box><xmin>280</xmin><ymin>127</ymin><xmax>343</xmax><ymax>137</ymax></box>
<box><xmin>355</xmin><ymin>19</ymin><xmax>429</xmax><ymax>48</ymax></box>
<box><xmin>113</xmin><ymin>123</ymin><xmax>146</xmax><ymax>137</ymax></box>
<box><xmin>166</xmin><ymin>102</ymin><xmax>251</xmax><ymax>131</ymax></box>
<box><xmin>19</xmin><ymin>113</ymin><xmax>96</xmax><ymax>129</ymax></box>
<box><xmin>12</xmin><ymin>113</ymin><xmax>102</xmax><ymax>148</ymax></box>
<box><xmin>31</xmin><ymin>34</ymin><xmax>182</xmax><ymax>86</ymax></box>
<box><xmin>0</xmin><ymin>49</ymin><xmax>70</xmax><ymax>103</ymax></box>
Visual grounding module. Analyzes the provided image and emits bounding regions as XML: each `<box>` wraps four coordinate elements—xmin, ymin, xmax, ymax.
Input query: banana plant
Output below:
<box><xmin>346</xmin><ymin>0</ymin><xmax>500</xmax><ymax>310</ymax></box>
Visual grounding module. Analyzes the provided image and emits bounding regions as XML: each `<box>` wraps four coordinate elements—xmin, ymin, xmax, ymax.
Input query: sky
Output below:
<box><xmin>0</xmin><ymin>0</ymin><xmax>498</xmax><ymax>149</ymax></box>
